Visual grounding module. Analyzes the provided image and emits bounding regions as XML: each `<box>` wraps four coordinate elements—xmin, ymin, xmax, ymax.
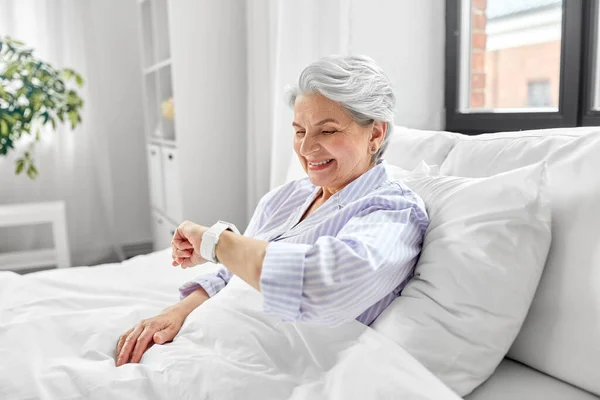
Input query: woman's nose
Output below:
<box><xmin>299</xmin><ymin>134</ymin><xmax>319</xmax><ymax>156</ymax></box>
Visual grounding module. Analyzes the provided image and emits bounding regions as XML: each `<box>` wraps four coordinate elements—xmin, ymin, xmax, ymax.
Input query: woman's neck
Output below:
<box><xmin>319</xmin><ymin>161</ymin><xmax>377</xmax><ymax>201</ymax></box>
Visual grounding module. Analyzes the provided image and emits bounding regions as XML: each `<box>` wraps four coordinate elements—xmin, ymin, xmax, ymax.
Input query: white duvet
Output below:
<box><xmin>0</xmin><ymin>250</ymin><xmax>460</xmax><ymax>400</ymax></box>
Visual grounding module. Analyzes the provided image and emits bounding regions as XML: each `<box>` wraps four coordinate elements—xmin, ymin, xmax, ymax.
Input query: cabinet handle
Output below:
<box><xmin>157</xmin><ymin>218</ymin><xmax>163</xmax><ymax>224</ymax></box>
<box><xmin>168</xmin><ymin>154</ymin><xmax>173</xmax><ymax>160</ymax></box>
<box><xmin>151</xmin><ymin>150</ymin><xmax>156</xmax><ymax>156</ymax></box>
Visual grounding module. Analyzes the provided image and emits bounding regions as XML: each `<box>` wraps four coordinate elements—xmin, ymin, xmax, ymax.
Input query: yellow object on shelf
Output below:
<box><xmin>161</xmin><ymin>97</ymin><xmax>174</xmax><ymax>120</ymax></box>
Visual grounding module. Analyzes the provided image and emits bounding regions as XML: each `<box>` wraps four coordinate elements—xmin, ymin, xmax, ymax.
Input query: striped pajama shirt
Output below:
<box><xmin>179</xmin><ymin>160</ymin><xmax>429</xmax><ymax>326</ymax></box>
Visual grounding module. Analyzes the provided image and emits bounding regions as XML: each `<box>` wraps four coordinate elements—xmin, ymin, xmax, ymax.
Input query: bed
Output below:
<box><xmin>0</xmin><ymin>249</ymin><xmax>460</xmax><ymax>400</ymax></box>
<box><xmin>7</xmin><ymin>125</ymin><xmax>599</xmax><ymax>400</ymax></box>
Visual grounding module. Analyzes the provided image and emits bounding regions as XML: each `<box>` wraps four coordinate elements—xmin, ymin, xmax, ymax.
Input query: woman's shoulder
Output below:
<box><xmin>365</xmin><ymin>179</ymin><xmax>428</xmax><ymax>215</ymax></box>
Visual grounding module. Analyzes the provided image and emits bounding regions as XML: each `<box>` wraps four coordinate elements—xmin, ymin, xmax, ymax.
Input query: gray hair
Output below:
<box><xmin>286</xmin><ymin>55</ymin><xmax>396</xmax><ymax>163</ymax></box>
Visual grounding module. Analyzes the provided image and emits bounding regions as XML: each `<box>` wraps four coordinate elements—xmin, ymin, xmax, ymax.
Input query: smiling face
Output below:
<box><xmin>292</xmin><ymin>93</ymin><xmax>386</xmax><ymax>195</ymax></box>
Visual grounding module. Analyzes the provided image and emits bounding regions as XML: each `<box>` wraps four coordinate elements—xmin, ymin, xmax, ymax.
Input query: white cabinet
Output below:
<box><xmin>147</xmin><ymin>144</ymin><xmax>164</xmax><ymax>210</ymax></box>
<box><xmin>161</xmin><ymin>146</ymin><xmax>182</xmax><ymax>222</ymax></box>
<box><xmin>151</xmin><ymin>210</ymin><xmax>177</xmax><ymax>251</ymax></box>
<box><xmin>138</xmin><ymin>0</ymin><xmax>181</xmax><ymax>249</ymax></box>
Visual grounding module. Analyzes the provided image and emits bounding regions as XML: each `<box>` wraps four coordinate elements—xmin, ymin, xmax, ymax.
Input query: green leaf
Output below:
<box><xmin>4</xmin><ymin>63</ymin><xmax>19</xmax><ymax>77</ymax></box>
<box><xmin>66</xmin><ymin>90</ymin><xmax>79</xmax><ymax>106</ymax></box>
<box><xmin>31</xmin><ymin>93</ymin><xmax>42</xmax><ymax>111</ymax></box>
<box><xmin>26</xmin><ymin>163</ymin><xmax>38</xmax><ymax>179</ymax></box>
<box><xmin>3</xmin><ymin>114</ymin><xmax>16</xmax><ymax>125</ymax></box>
<box><xmin>62</xmin><ymin>68</ymin><xmax>74</xmax><ymax>80</ymax></box>
<box><xmin>0</xmin><ymin>119</ymin><xmax>8</xmax><ymax>135</ymax></box>
<box><xmin>75</xmin><ymin>73</ymin><xmax>84</xmax><ymax>88</ymax></box>
<box><xmin>68</xmin><ymin>110</ymin><xmax>78</xmax><ymax>127</ymax></box>
<box><xmin>0</xmin><ymin>135</ymin><xmax>13</xmax><ymax>155</ymax></box>
<box><xmin>15</xmin><ymin>158</ymin><xmax>25</xmax><ymax>174</ymax></box>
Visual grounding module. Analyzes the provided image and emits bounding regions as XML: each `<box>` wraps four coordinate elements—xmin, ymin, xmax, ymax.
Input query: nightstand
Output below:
<box><xmin>0</xmin><ymin>201</ymin><xmax>71</xmax><ymax>271</ymax></box>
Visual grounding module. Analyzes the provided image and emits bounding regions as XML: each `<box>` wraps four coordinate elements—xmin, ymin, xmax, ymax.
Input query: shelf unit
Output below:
<box><xmin>136</xmin><ymin>0</ymin><xmax>248</xmax><ymax>251</ymax></box>
<box><xmin>137</xmin><ymin>0</ymin><xmax>181</xmax><ymax>250</ymax></box>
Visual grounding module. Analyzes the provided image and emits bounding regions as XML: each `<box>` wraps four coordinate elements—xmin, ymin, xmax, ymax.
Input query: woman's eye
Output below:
<box><xmin>322</xmin><ymin>130</ymin><xmax>336</xmax><ymax>135</ymax></box>
<box><xmin>295</xmin><ymin>131</ymin><xmax>306</xmax><ymax>136</ymax></box>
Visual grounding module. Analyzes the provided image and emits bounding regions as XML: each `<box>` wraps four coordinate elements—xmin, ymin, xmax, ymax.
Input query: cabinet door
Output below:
<box><xmin>151</xmin><ymin>211</ymin><xmax>177</xmax><ymax>251</ymax></box>
<box><xmin>147</xmin><ymin>144</ymin><xmax>165</xmax><ymax>211</ymax></box>
<box><xmin>161</xmin><ymin>147</ymin><xmax>183</xmax><ymax>223</ymax></box>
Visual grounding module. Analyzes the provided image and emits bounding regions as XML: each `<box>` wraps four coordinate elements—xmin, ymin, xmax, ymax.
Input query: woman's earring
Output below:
<box><xmin>371</xmin><ymin>147</ymin><xmax>376</xmax><ymax>153</ymax></box>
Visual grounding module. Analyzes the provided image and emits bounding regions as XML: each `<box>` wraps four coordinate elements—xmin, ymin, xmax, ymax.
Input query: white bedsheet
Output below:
<box><xmin>0</xmin><ymin>250</ymin><xmax>460</xmax><ymax>400</ymax></box>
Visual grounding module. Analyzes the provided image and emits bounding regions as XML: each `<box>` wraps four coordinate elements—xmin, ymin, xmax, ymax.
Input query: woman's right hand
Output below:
<box><xmin>115</xmin><ymin>307</ymin><xmax>186</xmax><ymax>367</ymax></box>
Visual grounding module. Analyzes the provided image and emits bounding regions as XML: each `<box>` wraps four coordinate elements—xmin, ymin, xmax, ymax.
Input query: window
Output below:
<box><xmin>446</xmin><ymin>0</ymin><xmax>600</xmax><ymax>134</ymax></box>
<box><xmin>582</xmin><ymin>0</ymin><xmax>600</xmax><ymax>124</ymax></box>
<box><xmin>527</xmin><ymin>80</ymin><xmax>552</xmax><ymax>107</ymax></box>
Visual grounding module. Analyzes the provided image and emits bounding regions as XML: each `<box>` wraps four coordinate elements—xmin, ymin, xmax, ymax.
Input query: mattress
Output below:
<box><xmin>466</xmin><ymin>358</ymin><xmax>599</xmax><ymax>400</ymax></box>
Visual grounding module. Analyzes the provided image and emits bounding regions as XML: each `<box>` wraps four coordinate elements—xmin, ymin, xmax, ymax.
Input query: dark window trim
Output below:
<box><xmin>445</xmin><ymin>0</ymin><xmax>585</xmax><ymax>135</ymax></box>
<box><xmin>580</xmin><ymin>0</ymin><xmax>600</xmax><ymax>125</ymax></box>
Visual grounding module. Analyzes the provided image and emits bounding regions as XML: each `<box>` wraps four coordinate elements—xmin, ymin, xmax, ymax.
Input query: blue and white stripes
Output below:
<box><xmin>179</xmin><ymin>160</ymin><xmax>429</xmax><ymax>326</ymax></box>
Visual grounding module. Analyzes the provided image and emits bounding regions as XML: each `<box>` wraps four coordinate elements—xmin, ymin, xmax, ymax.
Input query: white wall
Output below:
<box><xmin>351</xmin><ymin>0</ymin><xmax>445</xmax><ymax>130</ymax></box>
<box><xmin>169</xmin><ymin>0</ymin><xmax>248</xmax><ymax>229</ymax></box>
<box><xmin>87</xmin><ymin>0</ymin><xmax>152</xmax><ymax>249</ymax></box>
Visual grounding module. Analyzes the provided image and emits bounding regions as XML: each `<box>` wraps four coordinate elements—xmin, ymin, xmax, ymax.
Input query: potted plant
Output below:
<box><xmin>0</xmin><ymin>35</ymin><xmax>85</xmax><ymax>179</ymax></box>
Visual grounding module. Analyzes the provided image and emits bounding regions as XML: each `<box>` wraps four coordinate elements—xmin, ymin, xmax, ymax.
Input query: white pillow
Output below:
<box><xmin>371</xmin><ymin>162</ymin><xmax>551</xmax><ymax>396</ymax></box>
<box><xmin>386</xmin><ymin>160</ymin><xmax>439</xmax><ymax>179</ymax></box>
<box><xmin>440</xmin><ymin>131</ymin><xmax>600</xmax><ymax>396</ymax></box>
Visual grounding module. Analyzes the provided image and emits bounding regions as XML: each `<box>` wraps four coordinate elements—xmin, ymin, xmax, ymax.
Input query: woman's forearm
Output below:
<box><xmin>167</xmin><ymin>287</ymin><xmax>210</xmax><ymax>317</ymax></box>
<box><xmin>215</xmin><ymin>231</ymin><xmax>269</xmax><ymax>292</ymax></box>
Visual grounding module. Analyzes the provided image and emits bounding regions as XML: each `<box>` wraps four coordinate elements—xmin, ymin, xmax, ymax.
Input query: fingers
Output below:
<box><xmin>171</xmin><ymin>249</ymin><xmax>192</xmax><ymax>267</ymax></box>
<box><xmin>153</xmin><ymin>325</ymin><xmax>177</xmax><ymax>344</ymax></box>
<box><xmin>172</xmin><ymin>235</ymin><xmax>193</xmax><ymax>267</ymax></box>
<box><xmin>173</xmin><ymin>239</ymin><xmax>193</xmax><ymax>250</ymax></box>
<box><xmin>116</xmin><ymin>323</ymin><xmax>143</xmax><ymax>367</ymax></box>
<box><xmin>116</xmin><ymin>328</ymin><xmax>133</xmax><ymax>358</ymax></box>
<box><xmin>172</xmin><ymin>222</ymin><xmax>194</xmax><ymax>248</ymax></box>
<box><xmin>181</xmin><ymin>258</ymin><xmax>195</xmax><ymax>269</ymax></box>
<box><xmin>172</xmin><ymin>248</ymin><xmax>192</xmax><ymax>258</ymax></box>
<box><xmin>130</xmin><ymin>325</ymin><xmax>156</xmax><ymax>364</ymax></box>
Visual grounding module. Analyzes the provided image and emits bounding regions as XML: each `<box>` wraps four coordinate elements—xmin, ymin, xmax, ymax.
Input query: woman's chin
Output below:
<box><xmin>303</xmin><ymin>160</ymin><xmax>338</xmax><ymax>186</ymax></box>
<box><xmin>306</xmin><ymin>174</ymin><xmax>334</xmax><ymax>188</ymax></box>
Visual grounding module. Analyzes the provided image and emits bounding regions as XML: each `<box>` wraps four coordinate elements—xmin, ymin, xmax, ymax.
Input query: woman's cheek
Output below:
<box><xmin>329</xmin><ymin>135</ymin><xmax>355</xmax><ymax>157</ymax></box>
<box><xmin>293</xmin><ymin>137</ymin><xmax>302</xmax><ymax>155</ymax></box>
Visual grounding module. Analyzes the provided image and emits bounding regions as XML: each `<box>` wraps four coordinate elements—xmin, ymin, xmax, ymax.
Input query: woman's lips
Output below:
<box><xmin>307</xmin><ymin>159</ymin><xmax>334</xmax><ymax>171</ymax></box>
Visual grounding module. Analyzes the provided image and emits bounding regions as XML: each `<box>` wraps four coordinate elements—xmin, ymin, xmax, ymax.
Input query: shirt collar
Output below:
<box><xmin>332</xmin><ymin>159</ymin><xmax>390</xmax><ymax>208</ymax></box>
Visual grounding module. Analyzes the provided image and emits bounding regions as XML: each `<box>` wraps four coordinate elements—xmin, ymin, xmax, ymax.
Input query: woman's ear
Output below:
<box><xmin>370</xmin><ymin>121</ymin><xmax>387</xmax><ymax>148</ymax></box>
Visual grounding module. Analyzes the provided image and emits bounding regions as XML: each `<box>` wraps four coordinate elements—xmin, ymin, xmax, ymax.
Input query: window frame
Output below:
<box><xmin>580</xmin><ymin>0</ymin><xmax>600</xmax><ymax>126</ymax></box>
<box><xmin>445</xmin><ymin>0</ymin><xmax>584</xmax><ymax>135</ymax></box>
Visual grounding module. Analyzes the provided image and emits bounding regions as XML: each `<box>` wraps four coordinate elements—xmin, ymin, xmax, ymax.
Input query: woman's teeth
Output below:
<box><xmin>309</xmin><ymin>159</ymin><xmax>333</xmax><ymax>166</ymax></box>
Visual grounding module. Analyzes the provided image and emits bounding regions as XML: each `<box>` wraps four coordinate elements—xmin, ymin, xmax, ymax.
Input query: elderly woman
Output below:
<box><xmin>115</xmin><ymin>55</ymin><xmax>428</xmax><ymax>366</ymax></box>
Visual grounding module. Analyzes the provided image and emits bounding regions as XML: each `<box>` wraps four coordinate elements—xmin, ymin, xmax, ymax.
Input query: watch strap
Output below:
<box><xmin>200</xmin><ymin>221</ymin><xmax>240</xmax><ymax>263</ymax></box>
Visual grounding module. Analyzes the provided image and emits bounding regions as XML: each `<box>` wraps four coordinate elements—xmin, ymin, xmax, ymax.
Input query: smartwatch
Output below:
<box><xmin>200</xmin><ymin>220</ymin><xmax>240</xmax><ymax>263</ymax></box>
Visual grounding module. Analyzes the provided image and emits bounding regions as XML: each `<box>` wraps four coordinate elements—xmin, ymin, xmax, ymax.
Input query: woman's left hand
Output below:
<box><xmin>171</xmin><ymin>221</ymin><xmax>208</xmax><ymax>268</ymax></box>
